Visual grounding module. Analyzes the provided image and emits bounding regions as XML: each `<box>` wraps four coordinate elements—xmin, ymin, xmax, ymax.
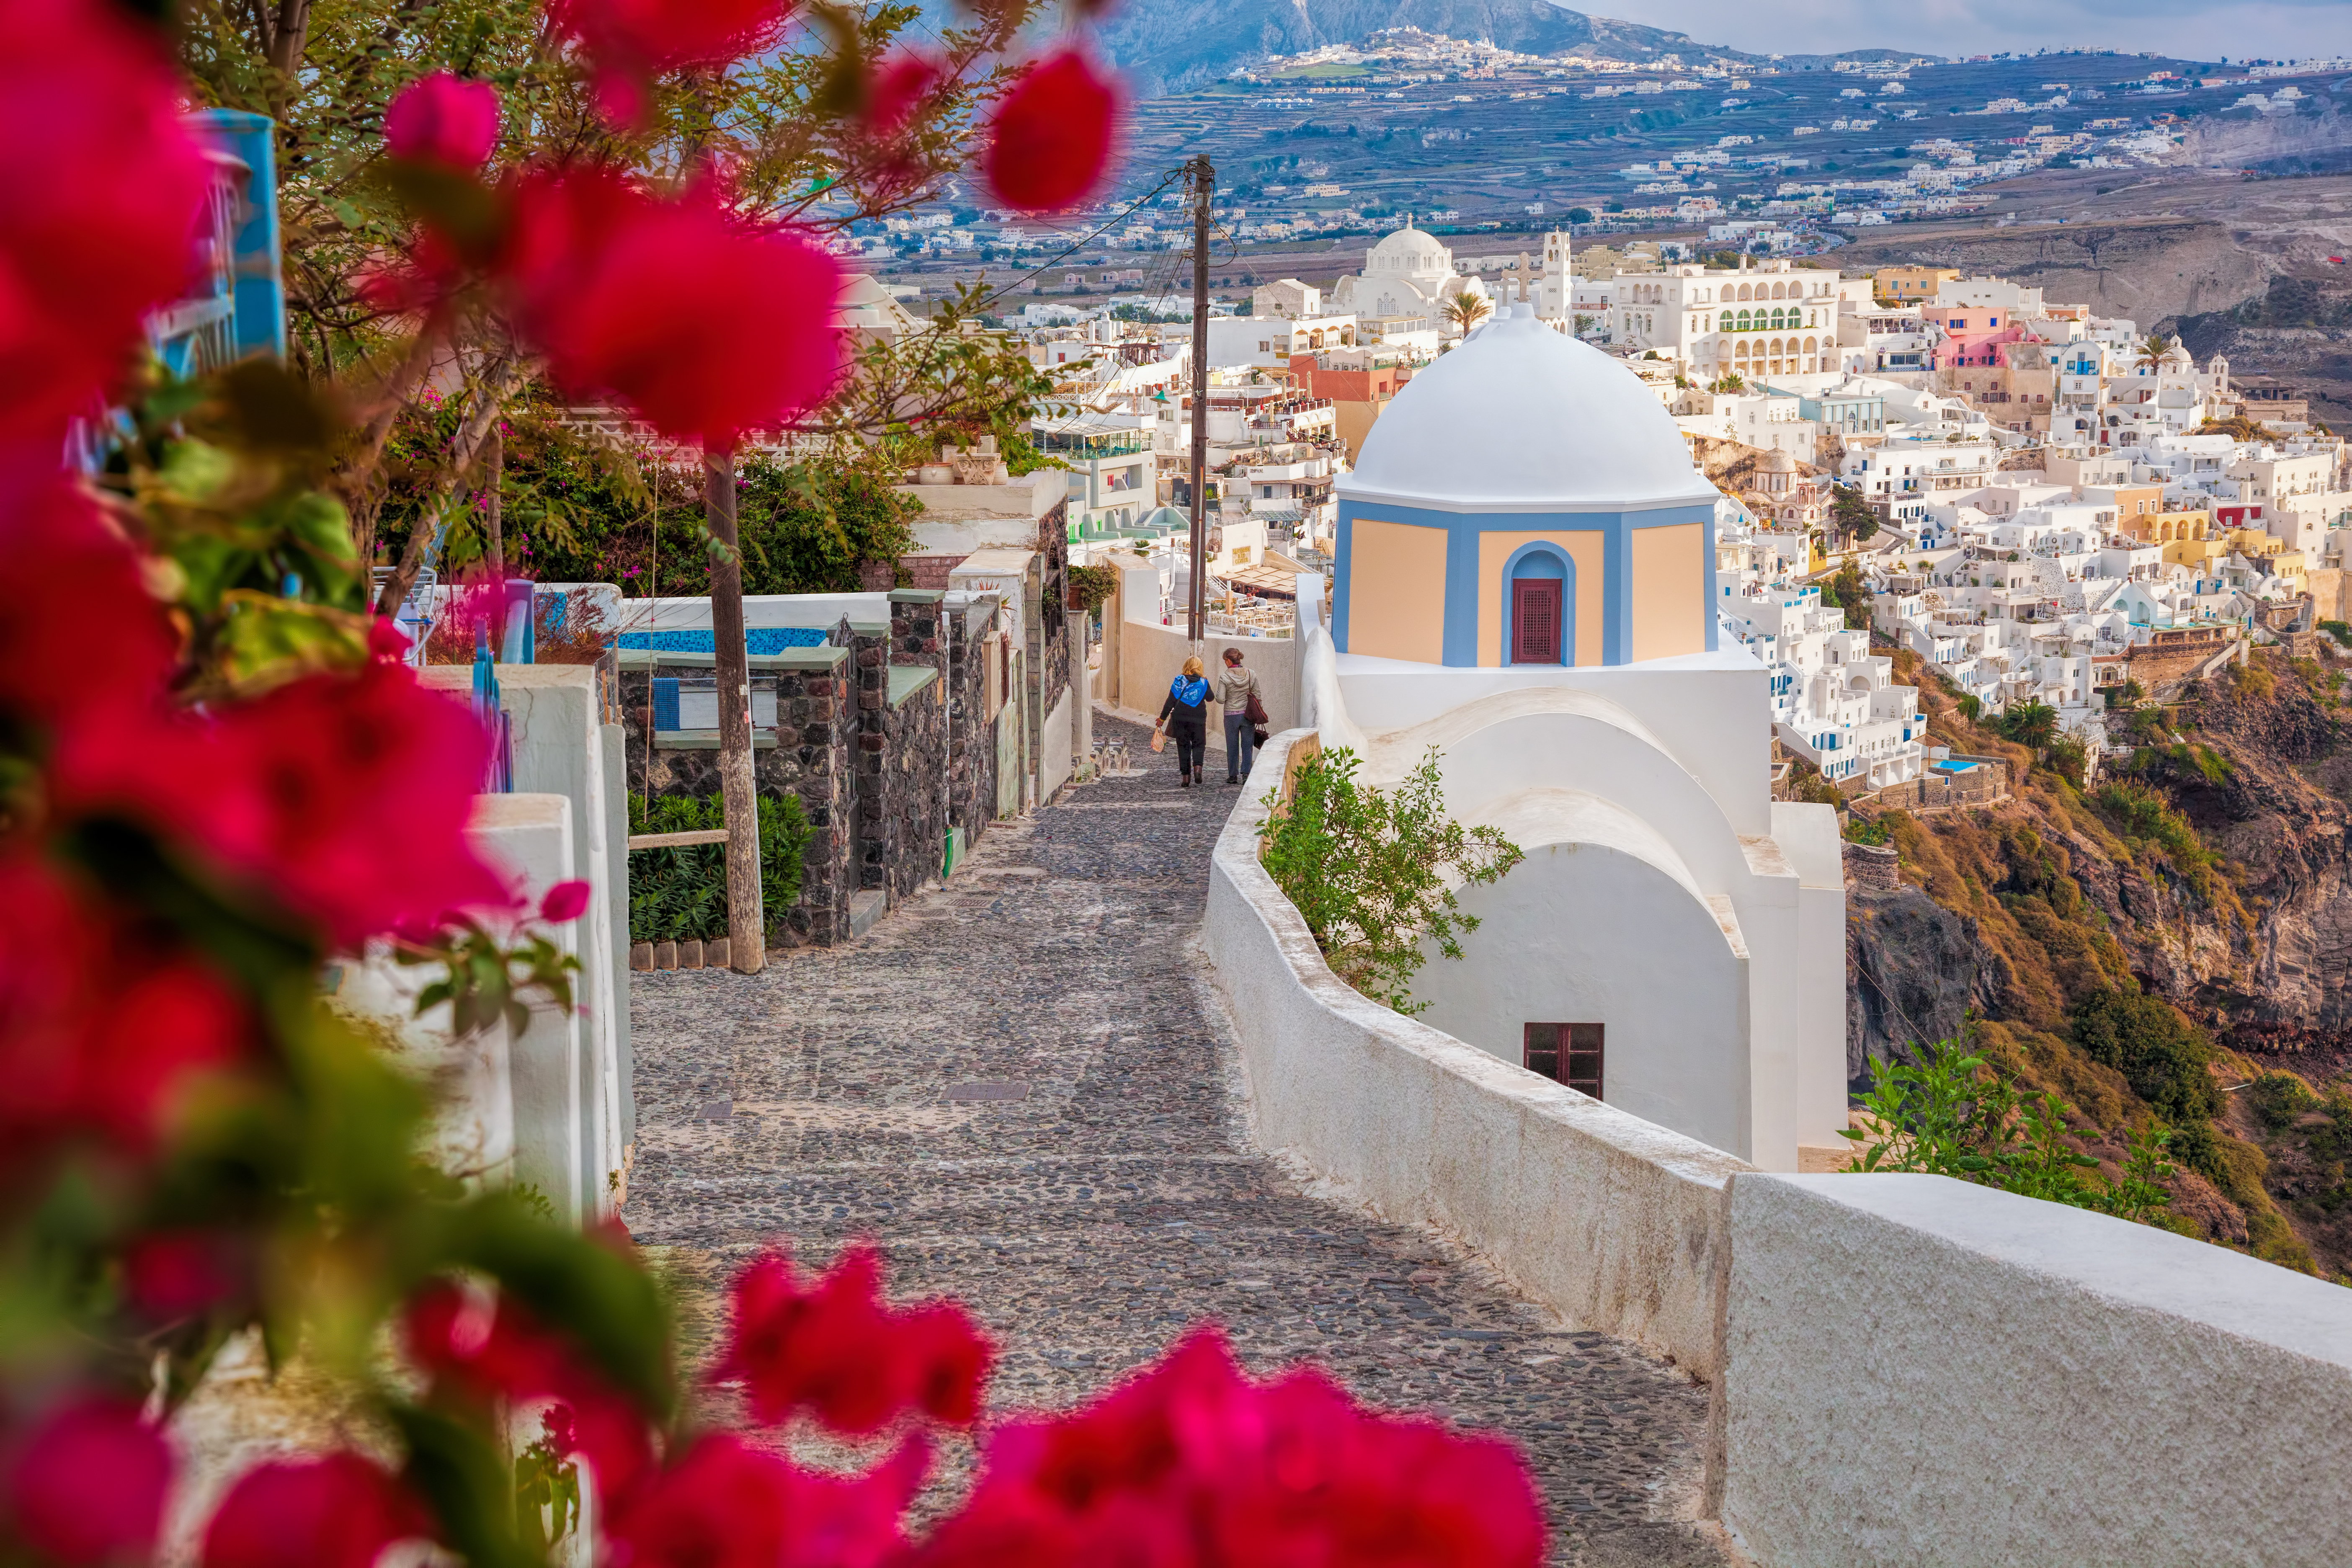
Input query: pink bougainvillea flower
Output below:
<box><xmin>0</xmin><ymin>0</ymin><xmax>211</xmax><ymax>445</ymax></box>
<box><xmin>710</xmin><ymin>1243</ymin><xmax>994</xmax><ymax>1436</ymax></box>
<box><xmin>916</xmin><ymin>1325</ymin><xmax>1545</xmax><ymax>1568</ymax></box>
<box><xmin>861</xmin><ymin>50</ymin><xmax>944</xmax><ymax>139</ymax></box>
<box><xmin>52</xmin><ymin>650</ymin><xmax>510</xmax><ymax>947</ymax></box>
<box><xmin>6</xmin><ymin>1394</ymin><xmax>173</xmax><ymax>1566</ymax></box>
<box><xmin>384</xmin><ymin>70</ymin><xmax>501</xmax><ymax>170</ymax></box>
<box><xmin>499</xmin><ymin>168</ymin><xmax>844</xmax><ymax>449</ymax></box>
<box><xmin>404</xmin><ymin>1279</ymin><xmax>656</xmax><ymax>1497</ymax></box>
<box><xmin>0</xmin><ymin>462</ymin><xmax>176</xmax><ymax>735</ymax></box>
<box><xmin>982</xmin><ymin>50</ymin><xmax>1119</xmax><ymax>216</ymax></box>
<box><xmin>549</xmin><ymin>0</ymin><xmax>790</xmax><ymax>128</ymax></box>
<box><xmin>0</xmin><ymin>853</ymin><xmax>250</xmax><ymax>1157</ymax></box>
<box><xmin>201</xmin><ymin>1454</ymin><xmax>426</xmax><ymax>1568</ymax></box>
<box><xmin>540</xmin><ymin>879</ymin><xmax>591</xmax><ymax>922</ymax></box>
<box><xmin>123</xmin><ymin>1229</ymin><xmax>243</xmax><ymax>1320</ymax></box>
<box><xmin>604</xmin><ymin>1432</ymin><xmax>926</xmax><ymax>1568</ymax></box>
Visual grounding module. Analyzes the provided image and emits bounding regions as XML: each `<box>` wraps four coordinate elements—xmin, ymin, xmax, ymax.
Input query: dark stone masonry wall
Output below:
<box><xmin>1036</xmin><ymin>502</ymin><xmax>1070</xmax><ymax>713</ymax></box>
<box><xmin>857</xmin><ymin>592</ymin><xmax>950</xmax><ymax>903</ymax></box>
<box><xmin>946</xmin><ymin>598</ymin><xmax>1001</xmax><ymax>851</ymax></box>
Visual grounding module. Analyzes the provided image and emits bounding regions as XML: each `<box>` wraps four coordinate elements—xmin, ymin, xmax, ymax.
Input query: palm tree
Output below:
<box><xmin>1442</xmin><ymin>291</ymin><xmax>1493</xmax><ymax>334</ymax></box>
<box><xmin>2135</xmin><ymin>332</ymin><xmax>2175</xmax><ymax>372</ymax></box>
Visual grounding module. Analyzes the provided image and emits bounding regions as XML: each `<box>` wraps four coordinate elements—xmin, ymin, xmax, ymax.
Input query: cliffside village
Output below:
<box><xmin>945</xmin><ymin>222</ymin><xmax>2349</xmax><ymax>804</ymax></box>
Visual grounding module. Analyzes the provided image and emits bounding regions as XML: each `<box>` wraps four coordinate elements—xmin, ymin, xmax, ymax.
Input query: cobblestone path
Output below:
<box><xmin>625</xmin><ymin>719</ymin><xmax>1733</xmax><ymax>1566</ymax></box>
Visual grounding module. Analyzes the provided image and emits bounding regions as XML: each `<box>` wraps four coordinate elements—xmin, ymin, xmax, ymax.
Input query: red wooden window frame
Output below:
<box><xmin>1511</xmin><ymin>578</ymin><xmax>1562</xmax><ymax>665</ymax></box>
<box><xmin>1523</xmin><ymin>1022</ymin><xmax>1603</xmax><ymax>1100</ymax></box>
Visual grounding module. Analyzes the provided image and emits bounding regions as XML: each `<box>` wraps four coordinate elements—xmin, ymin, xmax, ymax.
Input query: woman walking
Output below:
<box><xmin>1157</xmin><ymin>656</ymin><xmax>1211</xmax><ymax>787</ymax></box>
<box><xmin>1217</xmin><ymin>646</ymin><xmax>1264</xmax><ymax>786</ymax></box>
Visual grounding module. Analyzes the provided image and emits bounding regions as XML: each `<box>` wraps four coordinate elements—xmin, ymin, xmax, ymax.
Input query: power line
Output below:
<box><xmin>965</xmin><ymin>165</ymin><xmax>1194</xmax><ymax>315</ymax></box>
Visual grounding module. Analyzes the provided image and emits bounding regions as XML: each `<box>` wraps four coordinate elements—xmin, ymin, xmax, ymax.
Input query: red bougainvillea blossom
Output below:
<box><xmin>0</xmin><ymin>463</ymin><xmax>177</xmax><ymax>730</ymax></box>
<box><xmin>122</xmin><ymin>1228</ymin><xmax>244</xmax><ymax>1320</ymax></box>
<box><xmin>916</xmin><ymin>1325</ymin><xmax>1546</xmax><ymax>1568</ymax></box>
<box><xmin>0</xmin><ymin>853</ymin><xmax>249</xmax><ymax>1155</ymax></box>
<box><xmin>52</xmin><ymin>642</ymin><xmax>508</xmax><ymax>947</ymax></box>
<box><xmin>541</xmin><ymin>879</ymin><xmax>592</xmax><ymax>922</ymax></box>
<box><xmin>605</xmin><ymin>1432</ymin><xmax>927</xmax><ymax>1568</ymax></box>
<box><xmin>982</xmin><ymin>50</ymin><xmax>1119</xmax><ymax>215</ymax></box>
<box><xmin>711</xmin><ymin>1242</ymin><xmax>994</xmax><ymax>1434</ymax></box>
<box><xmin>500</xmin><ymin>168</ymin><xmax>845</xmax><ymax>449</ymax></box>
<box><xmin>549</xmin><ymin>0</ymin><xmax>790</xmax><ymax>127</ymax></box>
<box><xmin>5</xmin><ymin>1395</ymin><xmax>173</xmax><ymax>1566</ymax></box>
<box><xmin>384</xmin><ymin>71</ymin><xmax>501</xmax><ymax>170</ymax></box>
<box><xmin>201</xmin><ymin>1454</ymin><xmax>426</xmax><ymax>1568</ymax></box>
<box><xmin>862</xmin><ymin>50</ymin><xmax>945</xmax><ymax>139</ymax></box>
<box><xmin>0</xmin><ymin>0</ymin><xmax>210</xmax><ymax>444</ymax></box>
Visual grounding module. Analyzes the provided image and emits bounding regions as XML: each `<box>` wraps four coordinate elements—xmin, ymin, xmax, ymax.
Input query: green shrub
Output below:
<box><xmin>2321</xmin><ymin>619</ymin><xmax>2352</xmax><ymax>650</ymax></box>
<box><xmin>1258</xmin><ymin>745</ymin><xmax>1522</xmax><ymax>1015</ymax></box>
<box><xmin>2164</xmin><ymin>1116</ymin><xmax>2227</xmax><ymax>1184</ymax></box>
<box><xmin>2068</xmin><ymin>986</ymin><xmax>2222</xmax><ymax>1124</ymax></box>
<box><xmin>2249</xmin><ymin>1069</ymin><xmax>2322</xmax><ymax>1129</ymax></box>
<box><xmin>1843</xmin><ymin>1034</ymin><xmax>2177</xmax><ymax>1225</ymax></box>
<box><xmin>2043</xmin><ymin>735</ymin><xmax>2088</xmax><ymax>789</ymax></box>
<box><xmin>627</xmin><ymin>790</ymin><xmax>810</xmax><ymax>944</ymax></box>
<box><xmin>1844</xmin><ymin>815</ymin><xmax>1894</xmax><ymax>846</ymax></box>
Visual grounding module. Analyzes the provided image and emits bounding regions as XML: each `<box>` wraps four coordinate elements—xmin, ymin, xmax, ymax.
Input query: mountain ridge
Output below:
<box><xmin>927</xmin><ymin>1</ymin><xmax>1929</xmax><ymax>97</ymax></box>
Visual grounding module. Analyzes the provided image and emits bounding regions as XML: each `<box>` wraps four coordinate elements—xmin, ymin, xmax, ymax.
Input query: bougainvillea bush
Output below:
<box><xmin>0</xmin><ymin>0</ymin><xmax>1545</xmax><ymax>1563</ymax></box>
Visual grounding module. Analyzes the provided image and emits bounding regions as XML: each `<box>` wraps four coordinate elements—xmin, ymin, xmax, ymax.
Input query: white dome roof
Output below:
<box><xmin>1371</xmin><ymin>225</ymin><xmax>1444</xmax><ymax>256</ymax></box>
<box><xmin>1339</xmin><ymin>305</ymin><xmax>1720</xmax><ymax>514</ymax></box>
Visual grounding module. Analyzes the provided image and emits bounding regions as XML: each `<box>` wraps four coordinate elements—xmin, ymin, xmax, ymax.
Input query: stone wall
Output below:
<box><xmin>856</xmin><ymin>592</ymin><xmax>949</xmax><ymax>903</ymax></box>
<box><xmin>1037</xmin><ymin>502</ymin><xmax>1071</xmax><ymax>713</ymax></box>
<box><xmin>946</xmin><ymin>596</ymin><xmax>1003</xmax><ymax>854</ymax></box>
<box><xmin>619</xmin><ymin>646</ymin><xmax>863</xmax><ymax>946</ymax></box>
<box><xmin>1840</xmin><ymin>840</ymin><xmax>1898</xmax><ymax>892</ymax></box>
<box><xmin>1854</xmin><ymin>755</ymin><xmax>2008</xmax><ymax>814</ymax></box>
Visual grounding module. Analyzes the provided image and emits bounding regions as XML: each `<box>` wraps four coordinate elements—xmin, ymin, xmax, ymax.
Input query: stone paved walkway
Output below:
<box><xmin>624</xmin><ymin>717</ymin><xmax>1734</xmax><ymax>1566</ymax></box>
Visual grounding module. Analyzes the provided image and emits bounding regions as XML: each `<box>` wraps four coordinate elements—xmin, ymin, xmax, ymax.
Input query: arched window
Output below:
<box><xmin>1735</xmin><ymin>309</ymin><xmax>1751</xmax><ymax>329</ymax></box>
<box><xmin>1771</xmin><ymin>281</ymin><xmax>1786</xmax><ymax>299</ymax></box>
<box><xmin>1805</xmin><ymin>336</ymin><xmax>1818</xmax><ymax>353</ymax></box>
<box><xmin>1736</xmin><ymin>283</ymin><xmax>1752</xmax><ymax>301</ymax></box>
<box><xmin>1734</xmin><ymin>340</ymin><xmax>1749</xmax><ymax>358</ymax></box>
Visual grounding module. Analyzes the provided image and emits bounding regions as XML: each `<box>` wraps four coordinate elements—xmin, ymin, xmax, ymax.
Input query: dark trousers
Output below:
<box><xmin>1224</xmin><ymin>709</ymin><xmax>1257</xmax><ymax>781</ymax></box>
<box><xmin>1171</xmin><ymin>722</ymin><xmax>1204</xmax><ymax>776</ymax></box>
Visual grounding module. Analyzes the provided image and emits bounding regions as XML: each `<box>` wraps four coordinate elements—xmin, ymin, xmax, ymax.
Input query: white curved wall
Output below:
<box><xmin>1416</xmin><ymin>837</ymin><xmax>1751</xmax><ymax>1159</ymax></box>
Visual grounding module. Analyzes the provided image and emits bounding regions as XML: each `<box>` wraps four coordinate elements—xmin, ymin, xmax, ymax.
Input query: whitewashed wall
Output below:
<box><xmin>1720</xmin><ymin>1173</ymin><xmax>2352</xmax><ymax>1568</ymax></box>
<box><xmin>1204</xmin><ymin>729</ymin><xmax>1748</xmax><ymax>1379</ymax></box>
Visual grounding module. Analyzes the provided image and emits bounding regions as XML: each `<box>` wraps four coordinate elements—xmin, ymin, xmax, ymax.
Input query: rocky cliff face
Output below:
<box><xmin>1847</xmin><ymin>649</ymin><xmax>2352</xmax><ymax>1277</ymax></box>
<box><xmin>1846</xmin><ymin>886</ymin><xmax>1981</xmax><ymax>1089</ymax></box>
<box><xmin>1830</xmin><ymin>219</ymin><xmax>2277</xmax><ymax>329</ymax></box>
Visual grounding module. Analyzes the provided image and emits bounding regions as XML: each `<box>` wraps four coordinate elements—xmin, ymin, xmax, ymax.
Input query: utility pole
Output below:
<box><xmin>704</xmin><ymin>450</ymin><xmax>765</xmax><ymax>974</ymax></box>
<box><xmin>1188</xmin><ymin>152</ymin><xmax>1213</xmax><ymax>648</ymax></box>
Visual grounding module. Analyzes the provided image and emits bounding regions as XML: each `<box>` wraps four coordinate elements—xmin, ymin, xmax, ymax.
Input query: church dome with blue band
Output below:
<box><xmin>1331</xmin><ymin>304</ymin><xmax>1720</xmax><ymax>669</ymax></box>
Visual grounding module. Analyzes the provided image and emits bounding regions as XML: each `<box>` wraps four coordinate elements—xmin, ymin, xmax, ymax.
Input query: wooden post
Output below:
<box><xmin>1188</xmin><ymin>153</ymin><xmax>1213</xmax><ymax>649</ymax></box>
<box><xmin>704</xmin><ymin>450</ymin><xmax>765</xmax><ymax>974</ymax></box>
<box><xmin>483</xmin><ymin>426</ymin><xmax>506</xmax><ymax>658</ymax></box>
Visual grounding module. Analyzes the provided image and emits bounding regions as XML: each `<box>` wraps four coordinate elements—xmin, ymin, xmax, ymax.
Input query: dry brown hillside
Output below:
<box><xmin>1847</xmin><ymin>644</ymin><xmax>2352</xmax><ymax>1280</ymax></box>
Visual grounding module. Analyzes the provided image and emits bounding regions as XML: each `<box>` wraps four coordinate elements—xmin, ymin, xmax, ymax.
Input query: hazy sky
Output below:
<box><xmin>1605</xmin><ymin>0</ymin><xmax>2352</xmax><ymax>65</ymax></box>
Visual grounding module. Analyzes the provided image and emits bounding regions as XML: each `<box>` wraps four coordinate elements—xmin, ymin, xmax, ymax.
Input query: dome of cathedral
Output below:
<box><xmin>1339</xmin><ymin>305</ymin><xmax>1720</xmax><ymax>514</ymax></box>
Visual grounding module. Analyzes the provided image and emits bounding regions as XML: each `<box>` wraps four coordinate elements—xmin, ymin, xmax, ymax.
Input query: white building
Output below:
<box><xmin>1310</xmin><ymin>304</ymin><xmax>1849</xmax><ymax>1169</ymax></box>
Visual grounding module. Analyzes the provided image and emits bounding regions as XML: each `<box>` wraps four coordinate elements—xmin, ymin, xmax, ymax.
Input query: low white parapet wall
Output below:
<box><xmin>1203</xmin><ymin>728</ymin><xmax>1749</xmax><ymax>1381</ymax></box>
<box><xmin>1720</xmin><ymin>1172</ymin><xmax>2352</xmax><ymax>1568</ymax></box>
